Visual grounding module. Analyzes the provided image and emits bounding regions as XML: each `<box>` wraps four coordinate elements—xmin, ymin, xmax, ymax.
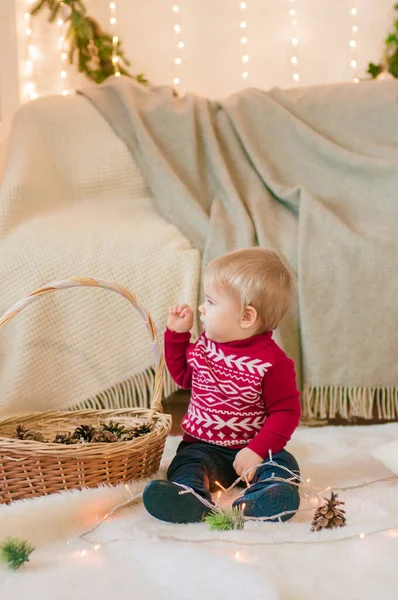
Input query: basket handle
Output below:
<box><xmin>0</xmin><ymin>277</ymin><xmax>165</xmax><ymax>415</ymax></box>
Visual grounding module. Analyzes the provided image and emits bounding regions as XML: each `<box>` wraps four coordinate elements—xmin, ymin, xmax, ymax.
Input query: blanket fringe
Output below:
<box><xmin>71</xmin><ymin>367</ymin><xmax>178</xmax><ymax>411</ymax></box>
<box><xmin>302</xmin><ymin>384</ymin><xmax>398</xmax><ymax>422</ymax></box>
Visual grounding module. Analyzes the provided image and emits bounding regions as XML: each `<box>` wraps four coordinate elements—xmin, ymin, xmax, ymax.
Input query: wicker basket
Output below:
<box><xmin>0</xmin><ymin>277</ymin><xmax>172</xmax><ymax>504</ymax></box>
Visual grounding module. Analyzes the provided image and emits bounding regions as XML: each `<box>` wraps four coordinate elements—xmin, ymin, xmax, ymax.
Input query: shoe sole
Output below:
<box><xmin>233</xmin><ymin>482</ymin><xmax>300</xmax><ymax>522</ymax></box>
<box><xmin>143</xmin><ymin>480</ymin><xmax>213</xmax><ymax>524</ymax></box>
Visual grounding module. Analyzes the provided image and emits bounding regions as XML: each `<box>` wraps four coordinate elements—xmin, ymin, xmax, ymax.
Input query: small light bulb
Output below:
<box><xmin>235</xmin><ymin>551</ymin><xmax>241</xmax><ymax>559</ymax></box>
<box><xmin>28</xmin><ymin>45</ymin><xmax>38</xmax><ymax>59</ymax></box>
<box><xmin>94</xmin><ymin>544</ymin><xmax>101</xmax><ymax>550</ymax></box>
<box><xmin>173</xmin><ymin>77</ymin><xmax>180</xmax><ymax>84</ymax></box>
<box><xmin>306</xmin><ymin>477</ymin><xmax>311</xmax><ymax>483</ymax></box>
<box><xmin>30</xmin><ymin>91</ymin><xmax>38</xmax><ymax>100</ymax></box>
<box><xmin>115</xmin><ymin>71</ymin><xmax>121</xmax><ymax>77</ymax></box>
<box><xmin>350</xmin><ymin>40</ymin><xmax>356</xmax><ymax>48</ymax></box>
<box><xmin>359</xmin><ymin>533</ymin><xmax>365</xmax><ymax>539</ymax></box>
<box><xmin>173</xmin><ymin>5</ymin><xmax>180</xmax><ymax>11</ymax></box>
<box><xmin>112</xmin><ymin>56</ymin><xmax>119</xmax><ymax>63</ymax></box>
<box><xmin>110</xmin><ymin>2</ymin><xmax>116</xmax><ymax>8</ymax></box>
<box><xmin>353</xmin><ymin>77</ymin><xmax>359</xmax><ymax>83</ymax></box>
<box><xmin>24</xmin><ymin>12</ymin><xmax>30</xmax><ymax>20</ymax></box>
<box><xmin>240</xmin><ymin>2</ymin><xmax>247</xmax><ymax>8</ymax></box>
<box><xmin>293</xmin><ymin>73</ymin><xmax>300</xmax><ymax>81</ymax></box>
<box><xmin>61</xmin><ymin>52</ymin><xmax>67</xmax><ymax>60</ymax></box>
<box><xmin>178</xmin><ymin>41</ymin><xmax>184</xmax><ymax>48</ymax></box>
<box><xmin>351</xmin><ymin>7</ymin><xmax>357</xmax><ymax>15</ymax></box>
<box><xmin>175</xmin><ymin>57</ymin><xmax>182</xmax><ymax>64</ymax></box>
<box><xmin>240</xmin><ymin>21</ymin><xmax>247</xmax><ymax>29</ymax></box>
<box><xmin>25</xmin><ymin>28</ymin><xmax>32</xmax><ymax>36</ymax></box>
<box><xmin>241</xmin><ymin>36</ymin><xmax>247</xmax><ymax>44</ymax></box>
<box><xmin>352</xmin><ymin>25</ymin><xmax>358</xmax><ymax>33</ymax></box>
<box><xmin>242</xmin><ymin>55</ymin><xmax>249</xmax><ymax>63</ymax></box>
<box><xmin>242</xmin><ymin>71</ymin><xmax>249</xmax><ymax>79</ymax></box>
<box><xmin>58</xmin><ymin>18</ymin><xmax>64</xmax><ymax>27</ymax></box>
<box><xmin>113</xmin><ymin>36</ymin><xmax>118</xmax><ymax>43</ymax></box>
<box><xmin>61</xmin><ymin>70</ymin><xmax>67</xmax><ymax>79</ymax></box>
<box><xmin>351</xmin><ymin>59</ymin><xmax>357</xmax><ymax>68</ymax></box>
<box><xmin>26</xmin><ymin>82</ymin><xmax>35</xmax><ymax>92</ymax></box>
<box><xmin>110</xmin><ymin>17</ymin><xmax>117</xmax><ymax>25</ymax></box>
<box><xmin>62</xmin><ymin>90</ymin><xmax>69</xmax><ymax>96</ymax></box>
<box><xmin>292</xmin><ymin>37</ymin><xmax>298</xmax><ymax>45</ymax></box>
<box><xmin>289</xmin><ymin>9</ymin><xmax>296</xmax><ymax>16</ymax></box>
<box><xmin>291</xmin><ymin>56</ymin><xmax>298</xmax><ymax>64</ymax></box>
<box><xmin>174</xmin><ymin>24</ymin><xmax>181</xmax><ymax>33</ymax></box>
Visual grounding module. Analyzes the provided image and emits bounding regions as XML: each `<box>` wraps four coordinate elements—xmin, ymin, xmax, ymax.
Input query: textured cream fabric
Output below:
<box><xmin>0</xmin><ymin>95</ymin><xmax>200</xmax><ymax>416</ymax></box>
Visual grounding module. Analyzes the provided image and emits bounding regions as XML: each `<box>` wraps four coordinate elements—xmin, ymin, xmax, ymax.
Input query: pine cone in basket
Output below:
<box><xmin>52</xmin><ymin>432</ymin><xmax>79</xmax><ymax>445</ymax></box>
<box><xmin>121</xmin><ymin>423</ymin><xmax>152</xmax><ymax>441</ymax></box>
<box><xmin>13</xmin><ymin>425</ymin><xmax>44</xmax><ymax>442</ymax></box>
<box><xmin>101</xmin><ymin>421</ymin><xmax>127</xmax><ymax>437</ymax></box>
<box><xmin>311</xmin><ymin>492</ymin><xmax>346</xmax><ymax>532</ymax></box>
<box><xmin>91</xmin><ymin>430</ymin><xmax>119</xmax><ymax>443</ymax></box>
<box><xmin>72</xmin><ymin>425</ymin><xmax>96</xmax><ymax>442</ymax></box>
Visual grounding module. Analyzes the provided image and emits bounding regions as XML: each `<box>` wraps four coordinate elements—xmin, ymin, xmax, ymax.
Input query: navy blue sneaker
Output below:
<box><xmin>232</xmin><ymin>482</ymin><xmax>300</xmax><ymax>522</ymax></box>
<box><xmin>143</xmin><ymin>480</ymin><xmax>214</xmax><ymax>524</ymax></box>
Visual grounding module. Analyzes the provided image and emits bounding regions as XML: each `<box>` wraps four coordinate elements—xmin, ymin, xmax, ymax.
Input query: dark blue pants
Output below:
<box><xmin>167</xmin><ymin>440</ymin><xmax>300</xmax><ymax>502</ymax></box>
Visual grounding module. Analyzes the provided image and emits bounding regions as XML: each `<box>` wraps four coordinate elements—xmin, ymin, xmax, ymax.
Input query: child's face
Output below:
<box><xmin>198</xmin><ymin>278</ymin><xmax>248</xmax><ymax>343</ymax></box>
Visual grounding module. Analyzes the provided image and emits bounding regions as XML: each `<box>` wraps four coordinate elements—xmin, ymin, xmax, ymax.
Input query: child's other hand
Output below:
<box><xmin>167</xmin><ymin>304</ymin><xmax>194</xmax><ymax>333</ymax></box>
<box><xmin>233</xmin><ymin>448</ymin><xmax>263</xmax><ymax>482</ymax></box>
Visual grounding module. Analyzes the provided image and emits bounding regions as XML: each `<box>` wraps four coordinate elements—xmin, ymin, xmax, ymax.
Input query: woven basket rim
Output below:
<box><xmin>0</xmin><ymin>408</ymin><xmax>172</xmax><ymax>456</ymax></box>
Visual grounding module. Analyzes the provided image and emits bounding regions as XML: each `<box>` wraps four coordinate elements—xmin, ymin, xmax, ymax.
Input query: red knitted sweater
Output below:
<box><xmin>165</xmin><ymin>329</ymin><xmax>301</xmax><ymax>458</ymax></box>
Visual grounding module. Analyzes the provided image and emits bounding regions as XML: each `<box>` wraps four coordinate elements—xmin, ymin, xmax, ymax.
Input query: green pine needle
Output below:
<box><xmin>0</xmin><ymin>538</ymin><xmax>35</xmax><ymax>571</ymax></box>
<box><xmin>204</xmin><ymin>507</ymin><xmax>245</xmax><ymax>531</ymax></box>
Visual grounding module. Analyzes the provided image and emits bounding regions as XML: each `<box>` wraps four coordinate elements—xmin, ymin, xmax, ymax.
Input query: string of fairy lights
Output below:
<box><xmin>172</xmin><ymin>4</ymin><xmax>184</xmax><ymax>91</ymax></box>
<box><xmin>350</xmin><ymin>1</ymin><xmax>359</xmax><ymax>82</ymax></box>
<box><xmin>109</xmin><ymin>2</ymin><xmax>121</xmax><ymax>77</ymax></box>
<box><xmin>289</xmin><ymin>0</ymin><xmax>300</xmax><ymax>85</ymax></box>
<box><xmin>22</xmin><ymin>0</ymin><xmax>38</xmax><ymax>101</ymax></box>
<box><xmin>18</xmin><ymin>1</ymin><xmax>364</xmax><ymax>103</ymax></box>
<box><xmin>239</xmin><ymin>2</ymin><xmax>249</xmax><ymax>81</ymax></box>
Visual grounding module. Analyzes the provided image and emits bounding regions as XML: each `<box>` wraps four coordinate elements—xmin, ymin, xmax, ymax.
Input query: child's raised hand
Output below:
<box><xmin>233</xmin><ymin>447</ymin><xmax>263</xmax><ymax>482</ymax></box>
<box><xmin>167</xmin><ymin>304</ymin><xmax>194</xmax><ymax>333</ymax></box>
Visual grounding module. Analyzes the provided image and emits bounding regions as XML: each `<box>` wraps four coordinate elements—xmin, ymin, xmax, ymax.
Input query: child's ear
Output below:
<box><xmin>240</xmin><ymin>305</ymin><xmax>257</xmax><ymax>329</ymax></box>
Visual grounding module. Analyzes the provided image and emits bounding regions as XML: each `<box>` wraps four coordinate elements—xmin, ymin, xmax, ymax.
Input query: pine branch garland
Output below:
<box><xmin>30</xmin><ymin>0</ymin><xmax>147</xmax><ymax>85</ymax></box>
<box><xmin>0</xmin><ymin>538</ymin><xmax>35</xmax><ymax>571</ymax></box>
<box><xmin>368</xmin><ymin>3</ymin><xmax>398</xmax><ymax>78</ymax></box>
<box><xmin>205</xmin><ymin>507</ymin><xmax>245</xmax><ymax>531</ymax></box>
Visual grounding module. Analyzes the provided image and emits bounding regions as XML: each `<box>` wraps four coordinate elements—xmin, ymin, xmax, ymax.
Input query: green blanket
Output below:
<box><xmin>79</xmin><ymin>77</ymin><xmax>398</xmax><ymax>422</ymax></box>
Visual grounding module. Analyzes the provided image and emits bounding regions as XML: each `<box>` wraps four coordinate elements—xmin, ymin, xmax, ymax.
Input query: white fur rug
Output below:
<box><xmin>1</xmin><ymin>425</ymin><xmax>398</xmax><ymax>599</ymax></box>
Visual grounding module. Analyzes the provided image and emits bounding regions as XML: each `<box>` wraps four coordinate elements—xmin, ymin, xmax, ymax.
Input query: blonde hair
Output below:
<box><xmin>205</xmin><ymin>248</ymin><xmax>294</xmax><ymax>332</ymax></box>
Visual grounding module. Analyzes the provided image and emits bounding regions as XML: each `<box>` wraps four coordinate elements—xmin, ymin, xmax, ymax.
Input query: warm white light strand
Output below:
<box><xmin>239</xmin><ymin>1</ymin><xmax>249</xmax><ymax>81</ymax></box>
<box><xmin>109</xmin><ymin>1</ymin><xmax>120</xmax><ymax>76</ymax></box>
<box><xmin>57</xmin><ymin>12</ymin><xmax>70</xmax><ymax>96</ymax></box>
<box><xmin>23</xmin><ymin>1</ymin><xmax>38</xmax><ymax>101</ymax></box>
<box><xmin>350</xmin><ymin>1</ymin><xmax>359</xmax><ymax>82</ymax></box>
<box><xmin>172</xmin><ymin>4</ymin><xmax>184</xmax><ymax>90</ymax></box>
<box><xmin>289</xmin><ymin>0</ymin><xmax>299</xmax><ymax>85</ymax></box>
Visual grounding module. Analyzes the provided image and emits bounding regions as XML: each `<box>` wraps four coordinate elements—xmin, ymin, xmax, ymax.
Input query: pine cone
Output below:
<box><xmin>13</xmin><ymin>425</ymin><xmax>39</xmax><ymax>441</ymax></box>
<box><xmin>101</xmin><ymin>421</ymin><xmax>126</xmax><ymax>438</ymax></box>
<box><xmin>52</xmin><ymin>432</ymin><xmax>78</xmax><ymax>445</ymax></box>
<box><xmin>121</xmin><ymin>423</ymin><xmax>152</xmax><ymax>441</ymax></box>
<box><xmin>92</xmin><ymin>430</ymin><xmax>118</xmax><ymax>443</ymax></box>
<box><xmin>73</xmin><ymin>425</ymin><xmax>96</xmax><ymax>442</ymax></box>
<box><xmin>311</xmin><ymin>492</ymin><xmax>346</xmax><ymax>532</ymax></box>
